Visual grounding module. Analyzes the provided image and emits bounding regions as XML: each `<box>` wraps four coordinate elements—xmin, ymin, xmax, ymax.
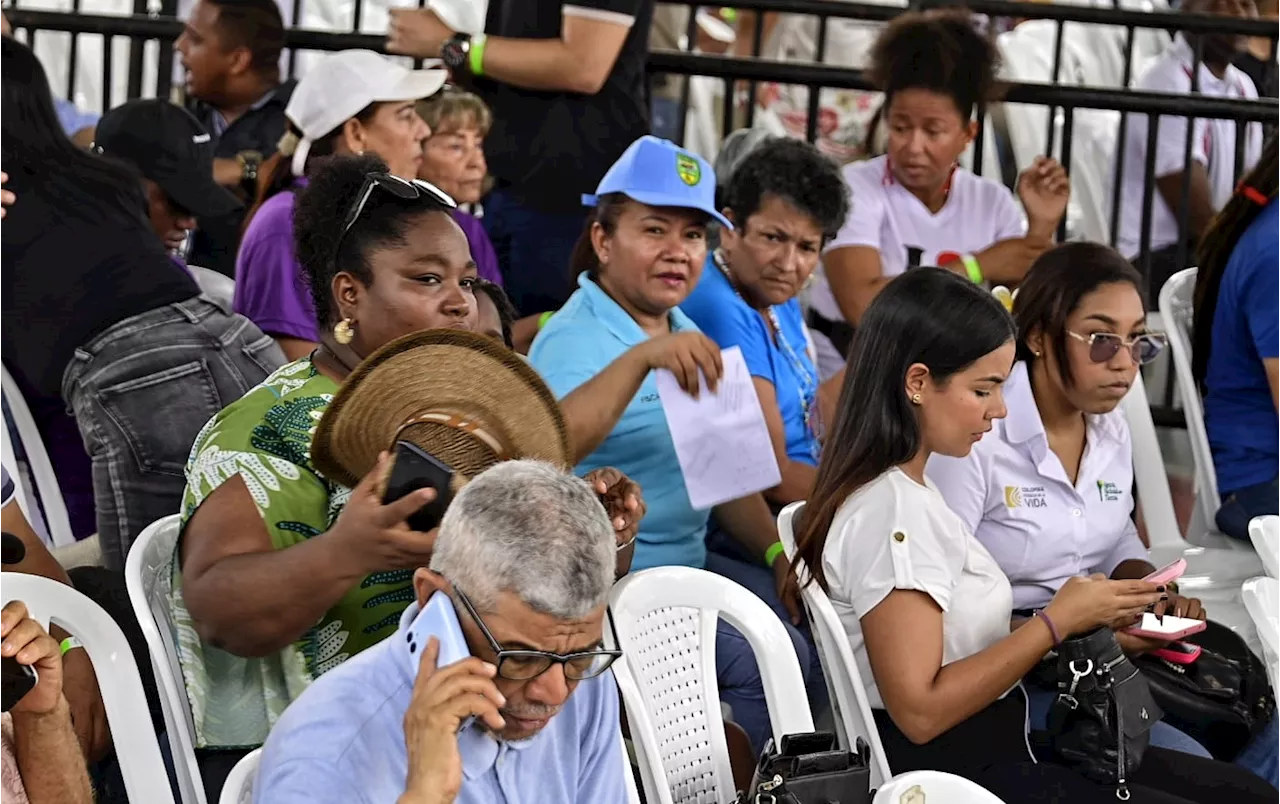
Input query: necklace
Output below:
<box><xmin>712</xmin><ymin>250</ymin><xmax>823</xmax><ymax>459</ymax></box>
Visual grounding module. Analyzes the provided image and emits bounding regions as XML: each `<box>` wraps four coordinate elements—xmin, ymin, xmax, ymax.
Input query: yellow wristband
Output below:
<box><xmin>764</xmin><ymin>542</ymin><xmax>786</xmax><ymax>568</ymax></box>
<box><xmin>537</xmin><ymin>311</ymin><xmax>554</xmax><ymax>330</ymax></box>
<box><xmin>961</xmin><ymin>253</ymin><xmax>984</xmax><ymax>285</ymax></box>
<box><xmin>469</xmin><ymin>33</ymin><xmax>487</xmax><ymax>76</ymax></box>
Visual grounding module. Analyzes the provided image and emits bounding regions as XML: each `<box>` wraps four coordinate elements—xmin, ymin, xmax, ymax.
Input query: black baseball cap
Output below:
<box><xmin>94</xmin><ymin>99</ymin><xmax>242</xmax><ymax>218</ymax></box>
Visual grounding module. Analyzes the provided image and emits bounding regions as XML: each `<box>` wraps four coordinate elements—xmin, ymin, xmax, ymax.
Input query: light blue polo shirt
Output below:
<box><xmin>253</xmin><ymin>601</ymin><xmax>627</xmax><ymax>804</ymax></box>
<box><xmin>681</xmin><ymin>258</ymin><xmax>820</xmax><ymax>467</ymax></box>
<box><xmin>529</xmin><ymin>273</ymin><xmax>709</xmax><ymax>572</ymax></box>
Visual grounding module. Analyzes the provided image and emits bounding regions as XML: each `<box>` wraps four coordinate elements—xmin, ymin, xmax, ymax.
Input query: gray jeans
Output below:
<box><xmin>61</xmin><ymin>296</ymin><xmax>285</xmax><ymax>570</ymax></box>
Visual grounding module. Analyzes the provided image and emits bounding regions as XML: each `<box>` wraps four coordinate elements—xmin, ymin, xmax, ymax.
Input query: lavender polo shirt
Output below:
<box><xmin>233</xmin><ymin>183</ymin><xmax>503</xmax><ymax>343</ymax></box>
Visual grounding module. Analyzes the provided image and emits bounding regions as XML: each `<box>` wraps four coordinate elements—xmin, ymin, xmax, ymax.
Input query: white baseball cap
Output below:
<box><xmin>285</xmin><ymin>49</ymin><xmax>447</xmax><ymax>176</ymax></box>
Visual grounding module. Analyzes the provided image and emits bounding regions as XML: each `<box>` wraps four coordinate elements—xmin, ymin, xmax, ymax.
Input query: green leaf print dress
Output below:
<box><xmin>170</xmin><ymin>357</ymin><xmax>416</xmax><ymax>749</ymax></box>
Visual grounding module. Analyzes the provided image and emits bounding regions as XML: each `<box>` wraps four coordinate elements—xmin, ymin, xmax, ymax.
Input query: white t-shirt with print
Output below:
<box><xmin>1115</xmin><ymin>35</ymin><xmax>1262</xmax><ymax>259</ymax></box>
<box><xmin>821</xmin><ymin>468</ymin><xmax>1015</xmax><ymax>710</ymax></box>
<box><xmin>809</xmin><ymin>155</ymin><xmax>1027</xmax><ymax>322</ymax></box>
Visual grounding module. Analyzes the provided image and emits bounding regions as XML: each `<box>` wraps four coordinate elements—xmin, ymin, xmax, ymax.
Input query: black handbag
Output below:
<box><xmin>737</xmin><ymin>731</ymin><xmax>872</xmax><ymax>804</ymax></box>
<box><xmin>1136</xmin><ymin>620</ymin><xmax>1276</xmax><ymax>760</ymax></box>
<box><xmin>1046</xmin><ymin>627</ymin><xmax>1161</xmax><ymax>797</ymax></box>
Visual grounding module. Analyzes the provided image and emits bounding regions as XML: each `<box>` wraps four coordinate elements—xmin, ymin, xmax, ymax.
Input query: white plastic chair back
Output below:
<box><xmin>1</xmin><ymin>361</ymin><xmax>75</xmax><ymax>547</ymax></box>
<box><xmin>1250</xmin><ymin>516</ymin><xmax>1280</xmax><ymax>580</ymax></box>
<box><xmin>125</xmin><ymin>514</ymin><xmax>208</xmax><ymax>804</ymax></box>
<box><xmin>189</xmin><ymin>265</ymin><xmax>237</xmax><ymax>312</ymax></box>
<box><xmin>621</xmin><ymin>729</ymin><xmax>643</xmax><ymax>804</ymax></box>
<box><xmin>1241</xmin><ymin>577</ymin><xmax>1279</xmax><ymax>691</ymax></box>
<box><xmin>777</xmin><ymin>502</ymin><xmax>893</xmax><ymax>788</ymax></box>
<box><xmin>1121</xmin><ymin>371</ymin><xmax>1183</xmax><ymax>548</ymax></box>
<box><xmin>873</xmin><ymin>770</ymin><xmax>1008</xmax><ymax>803</ymax></box>
<box><xmin>218</xmin><ymin>747</ymin><xmax>261</xmax><ymax>804</ymax></box>
<box><xmin>609</xmin><ymin>566</ymin><xmax>815</xmax><ymax>804</ymax></box>
<box><xmin>1</xmin><ymin>573</ymin><xmax>176</xmax><ymax>804</ymax></box>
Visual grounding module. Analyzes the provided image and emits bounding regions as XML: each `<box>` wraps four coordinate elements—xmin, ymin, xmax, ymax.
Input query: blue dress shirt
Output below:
<box><xmin>254</xmin><ymin>601</ymin><xmax>628</xmax><ymax>804</ymax></box>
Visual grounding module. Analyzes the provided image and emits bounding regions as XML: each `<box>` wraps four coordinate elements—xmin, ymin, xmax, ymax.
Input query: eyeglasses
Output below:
<box><xmin>1067</xmin><ymin>330</ymin><xmax>1167</xmax><ymax>365</ymax></box>
<box><xmin>452</xmin><ymin>585</ymin><xmax>621</xmax><ymax>682</ymax></box>
<box><xmin>340</xmin><ymin>172</ymin><xmax>457</xmax><ymax>238</ymax></box>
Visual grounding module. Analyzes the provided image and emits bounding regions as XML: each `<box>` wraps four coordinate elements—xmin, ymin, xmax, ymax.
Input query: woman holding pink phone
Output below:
<box><xmin>929</xmin><ymin>243</ymin><xmax>1276</xmax><ymax>785</ymax></box>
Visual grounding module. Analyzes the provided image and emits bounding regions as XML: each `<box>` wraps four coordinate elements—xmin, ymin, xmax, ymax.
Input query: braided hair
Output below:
<box><xmin>1191</xmin><ymin>137</ymin><xmax>1278</xmax><ymax>390</ymax></box>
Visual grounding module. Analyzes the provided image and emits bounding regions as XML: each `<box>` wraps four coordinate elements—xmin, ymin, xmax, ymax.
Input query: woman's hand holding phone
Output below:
<box><xmin>401</xmin><ymin>637</ymin><xmax>506</xmax><ymax>804</ymax></box>
<box><xmin>1043</xmin><ymin>574</ymin><xmax>1166</xmax><ymax>638</ymax></box>
<box><xmin>328</xmin><ymin>451</ymin><xmax>441</xmax><ymax>575</ymax></box>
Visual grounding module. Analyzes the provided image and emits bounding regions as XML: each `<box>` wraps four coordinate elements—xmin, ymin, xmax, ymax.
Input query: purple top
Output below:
<box><xmin>233</xmin><ymin>185</ymin><xmax>503</xmax><ymax>343</ymax></box>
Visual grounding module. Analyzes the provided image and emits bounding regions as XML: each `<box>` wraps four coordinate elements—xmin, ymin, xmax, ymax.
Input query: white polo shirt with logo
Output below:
<box><xmin>809</xmin><ymin>155</ymin><xmax>1027</xmax><ymax>323</ymax></box>
<box><xmin>926</xmin><ymin>362</ymin><xmax>1148</xmax><ymax>611</ymax></box>
<box><xmin>1115</xmin><ymin>35</ymin><xmax>1262</xmax><ymax>259</ymax></box>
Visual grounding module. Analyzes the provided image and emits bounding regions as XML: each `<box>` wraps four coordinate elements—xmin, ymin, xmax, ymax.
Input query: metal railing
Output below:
<box><xmin>6</xmin><ymin>0</ymin><xmax>1278</xmax><ymax>426</ymax></box>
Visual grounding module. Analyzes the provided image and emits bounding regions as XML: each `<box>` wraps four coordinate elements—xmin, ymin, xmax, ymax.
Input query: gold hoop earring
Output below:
<box><xmin>334</xmin><ymin>318</ymin><xmax>355</xmax><ymax>345</ymax></box>
<box><xmin>911</xmin><ymin>393</ymin><xmax>922</xmax><ymax>404</ymax></box>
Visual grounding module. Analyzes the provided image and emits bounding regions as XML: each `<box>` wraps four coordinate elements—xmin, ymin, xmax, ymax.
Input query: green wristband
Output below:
<box><xmin>60</xmin><ymin>636</ymin><xmax>83</xmax><ymax>655</ymax></box>
<box><xmin>469</xmin><ymin>33</ymin><xmax>487</xmax><ymax>76</ymax></box>
<box><xmin>764</xmin><ymin>542</ymin><xmax>786</xmax><ymax>568</ymax></box>
<box><xmin>961</xmin><ymin>253</ymin><xmax>984</xmax><ymax>285</ymax></box>
<box><xmin>537</xmin><ymin>310</ymin><xmax>554</xmax><ymax>330</ymax></box>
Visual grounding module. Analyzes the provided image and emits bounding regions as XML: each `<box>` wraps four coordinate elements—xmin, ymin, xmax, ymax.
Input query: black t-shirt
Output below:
<box><xmin>1</xmin><ymin>162</ymin><xmax>199</xmax><ymax>397</ymax></box>
<box><xmin>186</xmin><ymin>80</ymin><xmax>296</xmax><ymax>277</ymax></box>
<box><xmin>477</xmin><ymin>0</ymin><xmax>653</xmax><ymax>213</ymax></box>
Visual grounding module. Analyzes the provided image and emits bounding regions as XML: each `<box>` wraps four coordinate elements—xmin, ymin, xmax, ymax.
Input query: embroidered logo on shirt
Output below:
<box><xmin>676</xmin><ymin>153</ymin><xmax>701</xmax><ymax>186</ymax></box>
<box><xmin>1004</xmin><ymin>485</ymin><xmax>1047</xmax><ymax>509</ymax></box>
<box><xmin>1097</xmin><ymin>480</ymin><xmax>1123</xmax><ymax>502</ymax></box>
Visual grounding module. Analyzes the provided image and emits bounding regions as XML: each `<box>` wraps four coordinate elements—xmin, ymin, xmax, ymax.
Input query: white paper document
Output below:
<box><xmin>655</xmin><ymin>346</ymin><xmax>782</xmax><ymax>509</ymax></box>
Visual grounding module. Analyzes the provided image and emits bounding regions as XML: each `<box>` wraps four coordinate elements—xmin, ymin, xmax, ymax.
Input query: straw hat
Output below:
<box><xmin>312</xmin><ymin>329</ymin><xmax>571</xmax><ymax>488</ymax></box>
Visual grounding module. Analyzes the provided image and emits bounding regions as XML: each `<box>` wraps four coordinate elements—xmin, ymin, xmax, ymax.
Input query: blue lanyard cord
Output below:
<box><xmin>713</xmin><ymin>251</ymin><xmax>823</xmax><ymax>462</ymax></box>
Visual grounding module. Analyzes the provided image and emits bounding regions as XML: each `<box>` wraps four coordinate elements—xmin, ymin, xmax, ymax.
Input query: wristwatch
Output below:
<box><xmin>236</xmin><ymin>150</ymin><xmax>263</xmax><ymax>187</ymax></box>
<box><xmin>440</xmin><ymin>33</ymin><xmax>472</xmax><ymax>72</ymax></box>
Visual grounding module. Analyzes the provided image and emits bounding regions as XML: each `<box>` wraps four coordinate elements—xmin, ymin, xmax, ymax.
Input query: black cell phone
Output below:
<box><xmin>1</xmin><ymin>655</ymin><xmax>37</xmax><ymax>713</ymax></box>
<box><xmin>383</xmin><ymin>440</ymin><xmax>455</xmax><ymax>533</ymax></box>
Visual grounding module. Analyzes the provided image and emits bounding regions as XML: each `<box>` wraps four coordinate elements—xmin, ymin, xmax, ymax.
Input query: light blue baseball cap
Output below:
<box><xmin>583</xmin><ymin>135</ymin><xmax>732</xmax><ymax>230</ymax></box>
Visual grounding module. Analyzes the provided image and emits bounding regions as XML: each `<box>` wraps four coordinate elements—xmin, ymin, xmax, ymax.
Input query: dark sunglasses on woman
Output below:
<box><xmin>1068</xmin><ymin>330</ymin><xmax>1167</xmax><ymax>365</ymax></box>
<box><xmin>341</xmin><ymin>172</ymin><xmax>456</xmax><ymax>237</ymax></box>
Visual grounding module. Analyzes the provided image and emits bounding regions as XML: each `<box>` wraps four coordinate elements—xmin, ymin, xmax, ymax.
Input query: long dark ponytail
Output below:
<box><xmin>1192</xmin><ymin>137</ymin><xmax>1278</xmax><ymax>390</ymax></box>
<box><xmin>793</xmin><ymin>268</ymin><xmax>1014</xmax><ymax>591</ymax></box>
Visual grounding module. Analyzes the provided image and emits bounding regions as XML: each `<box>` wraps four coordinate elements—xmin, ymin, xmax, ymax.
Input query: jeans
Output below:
<box><xmin>482</xmin><ymin>188</ymin><xmax>588</xmax><ymax>316</ymax></box>
<box><xmin>704</xmin><ymin>530</ymin><xmax>827</xmax><ymax>754</ymax></box>
<box><xmin>1215</xmin><ymin>476</ymin><xmax>1278</xmax><ymax>541</ymax></box>
<box><xmin>61</xmin><ymin>296</ymin><xmax>284</xmax><ymax>570</ymax></box>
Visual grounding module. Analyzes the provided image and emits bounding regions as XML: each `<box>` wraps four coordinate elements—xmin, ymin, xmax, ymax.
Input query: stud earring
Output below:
<box><xmin>334</xmin><ymin>318</ymin><xmax>355</xmax><ymax>345</ymax></box>
<box><xmin>911</xmin><ymin>393</ymin><xmax>922</xmax><ymax>404</ymax></box>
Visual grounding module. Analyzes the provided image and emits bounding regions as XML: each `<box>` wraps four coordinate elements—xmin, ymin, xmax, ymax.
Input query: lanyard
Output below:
<box><xmin>713</xmin><ymin>251</ymin><xmax>823</xmax><ymax>461</ymax></box>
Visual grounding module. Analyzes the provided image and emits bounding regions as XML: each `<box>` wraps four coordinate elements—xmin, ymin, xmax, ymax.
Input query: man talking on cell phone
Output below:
<box><xmin>252</xmin><ymin>460</ymin><xmax>629</xmax><ymax>803</ymax></box>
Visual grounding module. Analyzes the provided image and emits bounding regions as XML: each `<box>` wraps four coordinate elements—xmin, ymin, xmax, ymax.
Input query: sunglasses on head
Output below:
<box><xmin>341</xmin><ymin>172</ymin><xmax>457</xmax><ymax>237</ymax></box>
<box><xmin>1067</xmin><ymin>330</ymin><xmax>1167</xmax><ymax>365</ymax></box>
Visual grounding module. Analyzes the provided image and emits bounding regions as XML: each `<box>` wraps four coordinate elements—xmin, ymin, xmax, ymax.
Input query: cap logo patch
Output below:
<box><xmin>676</xmin><ymin>153</ymin><xmax>701</xmax><ymax>186</ymax></box>
<box><xmin>192</xmin><ymin>133</ymin><xmax>212</xmax><ymax>144</ymax></box>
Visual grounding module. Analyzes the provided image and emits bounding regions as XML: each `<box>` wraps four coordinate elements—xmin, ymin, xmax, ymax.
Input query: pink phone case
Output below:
<box><xmin>1152</xmin><ymin>643</ymin><xmax>1203</xmax><ymax>664</ymax></box>
<box><xmin>1142</xmin><ymin>558</ymin><xmax>1187</xmax><ymax>585</ymax></box>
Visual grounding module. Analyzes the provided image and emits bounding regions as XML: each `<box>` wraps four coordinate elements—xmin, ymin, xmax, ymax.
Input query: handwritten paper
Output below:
<box><xmin>655</xmin><ymin>346</ymin><xmax>782</xmax><ymax>509</ymax></box>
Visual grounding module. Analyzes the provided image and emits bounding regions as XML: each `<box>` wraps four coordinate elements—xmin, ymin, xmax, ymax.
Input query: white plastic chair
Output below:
<box><xmin>1158</xmin><ymin>267</ymin><xmax>1231</xmax><ymax>544</ymax></box>
<box><xmin>1</xmin><ymin>573</ymin><xmax>176</xmax><ymax>804</ymax></box>
<box><xmin>125</xmin><ymin>514</ymin><xmax>208</xmax><ymax>804</ymax></box>
<box><xmin>873</xmin><ymin>770</ymin><xmax>1007</xmax><ymax>803</ymax></box>
<box><xmin>218</xmin><ymin>747</ymin><xmax>260</xmax><ymax>804</ymax></box>
<box><xmin>1241</xmin><ymin>577</ymin><xmax>1279</xmax><ymax>691</ymax></box>
<box><xmin>1</xmin><ymin>361</ymin><xmax>75</xmax><ymax>548</ymax></box>
<box><xmin>609</xmin><ymin>566</ymin><xmax>815</xmax><ymax>804</ymax></box>
<box><xmin>190</xmin><ymin>265</ymin><xmax>237</xmax><ymax>312</ymax></box>
<box><xmin>1249</xmin><ymin>516</ymin><xmax>1279</xmax><ymax>580</ymax></box>
<box><xmin>777</xmin><ymin>502</ymin><xmax>893</xmax><ymax>789</ymax></box>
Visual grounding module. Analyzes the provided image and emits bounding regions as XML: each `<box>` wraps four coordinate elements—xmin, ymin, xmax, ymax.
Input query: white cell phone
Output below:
<box><xmin>1125</xmin><ymin>612</ymin><xmax>1208</xmax><ymax>641</ymax></box>
<box><xmin>405</xmin><ymin>591</ymin><xmax>477</xmax><ymax>732</ymax></box>
<box><xmin>405</xmin><ymin>591</ymin><xmax>471</xmax><ymax>676</ymax></box>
